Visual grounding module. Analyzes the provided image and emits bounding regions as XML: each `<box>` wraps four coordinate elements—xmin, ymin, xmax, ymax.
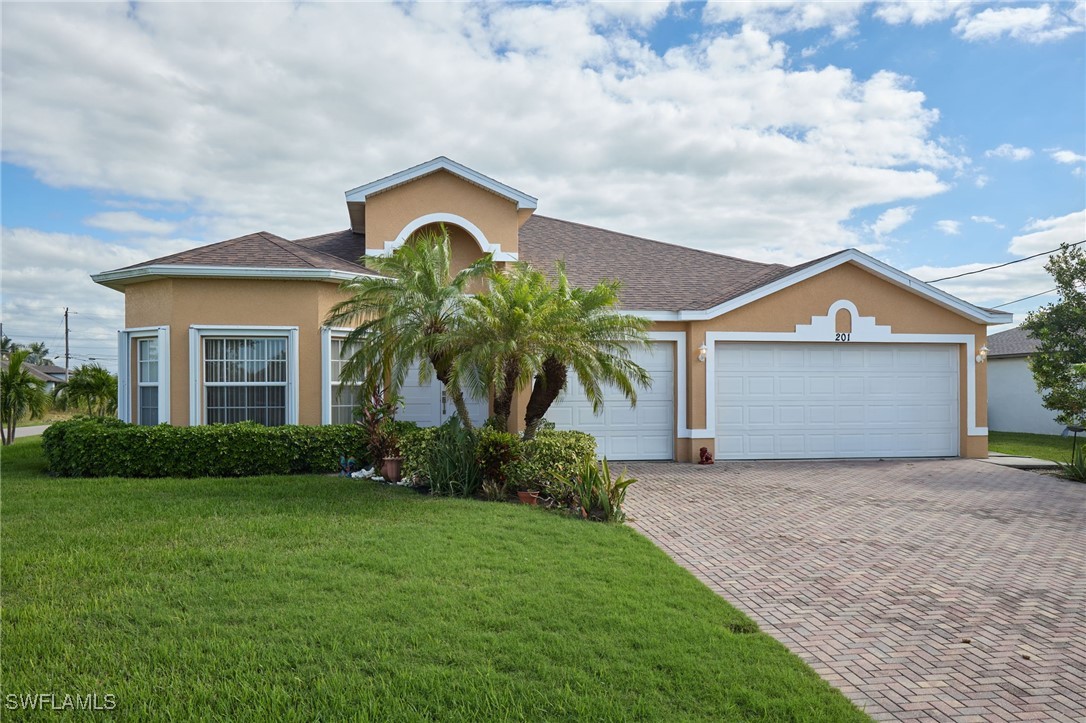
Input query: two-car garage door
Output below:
<box><xmin>715</xmin><ymin>343</ymin><xmax>959</xmax><ymax>459</ymax></box>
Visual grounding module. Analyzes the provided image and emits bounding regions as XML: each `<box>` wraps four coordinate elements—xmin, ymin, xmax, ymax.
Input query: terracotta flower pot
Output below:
<box><xmin>382</xmin><ymin>456</ymin><xmax>403</xmax><ymax>483</ymax></box>
<box><xmin>517</xmin><ymin>490</ymin><xmax>541</xmax><ymax>506</ymax></box>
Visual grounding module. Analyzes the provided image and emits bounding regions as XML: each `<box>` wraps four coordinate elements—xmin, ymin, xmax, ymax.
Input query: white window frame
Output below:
<box><xmin>189</xmin><ymin>326</ymin><xmax>299</xmax><ymax>426</ymax></box>
<box><xmin>321</xmin><ymin>327</ymin><xmax>365</xmax><ymax>425</ymax></box>
<box><xmin>117</xmin><ymin>326</ymin><xmax>170</xmax><ymax>424</ymax></box>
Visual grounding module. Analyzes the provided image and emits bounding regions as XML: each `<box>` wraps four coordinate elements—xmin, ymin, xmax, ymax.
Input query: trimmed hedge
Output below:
<box><xmin>42</xmin><ymin>417</ymin><xmax>369</xmax><ymax>478</ymax></box>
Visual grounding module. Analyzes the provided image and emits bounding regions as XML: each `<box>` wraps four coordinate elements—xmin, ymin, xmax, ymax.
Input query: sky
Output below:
<box><xmin>1</xmin><ymin>0</ymin><xmax>1084</xmax><ymax>372</ymax></box>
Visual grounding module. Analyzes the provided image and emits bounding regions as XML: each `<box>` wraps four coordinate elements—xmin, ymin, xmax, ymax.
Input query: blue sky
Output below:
<box><xmin>2</xmin><ymin>1</ymin><xmax>1084</xmax><ymax>370</ymax></box>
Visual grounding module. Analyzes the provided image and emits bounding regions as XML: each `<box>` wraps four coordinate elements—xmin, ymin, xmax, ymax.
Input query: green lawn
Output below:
<box><xmin>1</xmin><ymin>438</ymin><xmax>866</xmax><ymax>721</ymax></box>
<box><xmin>989</xmin><ymin>430</ymin><xmax>1079</xmax><ymax>463</ymax></box>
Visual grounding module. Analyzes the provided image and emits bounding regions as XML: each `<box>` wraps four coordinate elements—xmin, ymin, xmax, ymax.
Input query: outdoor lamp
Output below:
<box><xmin>698</xmin><ymin>344</ymin><xmax>708</xmax><ymax>362</ymax></box>
<box><xmin>975</xmin><ymin>345</ymin><xmax>989</xmax><ymax>363</ymax></box>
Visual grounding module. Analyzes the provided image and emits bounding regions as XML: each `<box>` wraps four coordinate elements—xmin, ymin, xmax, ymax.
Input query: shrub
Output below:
<box><xmin>567</xmin><ymin>457</ymin><xmax>637</xmax><ymax>523</ymax></box>
<box><xmin>400</xmin><ymin>425</ymin><xmax>440</xmax><ymax>484</ymax></box>
<box><xmin>424</xmin><ymin>417</ymin><xmax>482</xmax><ymax>497</ymax></box>
<box><xmin>1059</xmin><ymin>447</ymin><xmax>1086</xmax><ymax>482</ymax></box>
<box><xmin>42</xmin><ymin>417</ymin><xmax>369</xmax><ymax>478</ymax></box>
<box><xmin>519</xmin><ymin>430</ymin><xmax>596</xmax><ymax>499</ymax></box>
<box><xmin>476</xmin><ymin>426</ymin><xmax>522</xmax><ymax>495</ymax></box>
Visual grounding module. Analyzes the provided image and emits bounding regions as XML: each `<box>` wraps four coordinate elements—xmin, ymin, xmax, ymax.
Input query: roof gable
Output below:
<box><xmin>344</xmin><ymin>156</ymin><xmax>538</xmax><ymax>210</ymax></box>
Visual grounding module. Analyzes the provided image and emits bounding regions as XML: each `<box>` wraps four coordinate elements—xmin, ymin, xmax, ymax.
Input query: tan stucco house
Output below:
<box><xmin>93</xmin><ymin>157</ymin><xmax>1011</xmax><ymax>461</ymax></box>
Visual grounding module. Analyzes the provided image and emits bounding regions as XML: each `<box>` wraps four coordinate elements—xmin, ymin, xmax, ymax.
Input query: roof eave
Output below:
<box><xmin>90</xmin><ymin>265</ymin><xmax>367</xmax><ymax>291</ymax></box>
<box><xmin>344</xmin><ymin>156</ymin><xmax>538</xmax><ymax>210</ymax></box>
<box><xmin>624</xmin><ymin>250</ymin><xmax>1013</xmax><ymax>325</ymax></box>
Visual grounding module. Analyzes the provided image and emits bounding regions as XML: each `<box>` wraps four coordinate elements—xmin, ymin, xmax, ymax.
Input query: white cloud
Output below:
<box><xmin>1050</xmin><ymin>149</ymin><xmax>1086</xmax><ymax>164</ymax></box>
<box><xmin>935</xmin><ymin>219</ymin><xmax>962</xmax><ymax>235</ymax></box>
<box><xmin>0</xmin><ymin>2</ymin><xmax>960</xmax><ymax>267</ymax></box>
<box><xmin>703</xmin><ymin>1</ymin><xmax>867</xmax><ymax>38</ymax></box>
<box><xmin>1010</xmin><ymin>209</ymin><xmax>1086</xmax><ymax>255</ymax></box>
<box><xmin>0</xmin><ymin>228</ymin><xmax>195</xmax><ymax>372</ymax></box>
<box><xmin>912</xmin><ymin>208</ymin><xmax>1086</xmax><ymax>311</ymax></box>
<box><xmin>870</xmin><ymin>205</ymin><xmax>916</xmax><ymax>238</ymax></box>
<box><xmin>954</xmin><ymin>4</ymin><xmax>1085</xmax><ymax>43</ymax></box>
<box><xmin>970</xmin><ymin>214</ymin><xmax>1005</xmax><ymax>228</ymax></box>
<box><xmin>974</xmin><ymin>174</ymin><xmax>990</xmax><ymax>188</ymax></box>
<box><xmin>84</xmin><ymin>211</ymin><xmax>177</xmax><ymax>235</ymax></box>
<box><xmin>875</xmin><ymin>1</ymin><xmax>977</xmax><ymax>26</ymax></box>
<box><xmin>985</xmin><ymin>143</ymin><xmax>1034</xmax><ymax>161</ymax></box>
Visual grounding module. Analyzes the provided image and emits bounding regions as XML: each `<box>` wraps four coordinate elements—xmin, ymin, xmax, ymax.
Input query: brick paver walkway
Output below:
<box><xmin>624</xmin><ymin>459</ymin><xmax>1086</xmax><ymax>722</ymax></box>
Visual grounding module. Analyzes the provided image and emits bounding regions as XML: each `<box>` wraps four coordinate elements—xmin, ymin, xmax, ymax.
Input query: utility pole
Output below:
<box><xmin>64</xmin><ymin>307</ymin><xmax>70</xmax><ymax>381</ymax></box>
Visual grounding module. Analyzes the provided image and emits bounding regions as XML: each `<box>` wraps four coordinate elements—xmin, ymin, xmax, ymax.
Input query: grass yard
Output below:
<box><xmin>989</xmin><ymin>430</ymin><xmax>1079</xmax><ymax>463</ymax></box>
<box><xmin>1</xmin><ymin>438</ymin><xmax>866</xmax><ymax>721</ymax></box>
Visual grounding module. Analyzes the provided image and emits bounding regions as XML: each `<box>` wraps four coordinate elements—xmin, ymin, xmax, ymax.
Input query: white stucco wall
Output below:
<box><xmin>987</xmin><ymin>357</ymin><xmax>1066</xmax><ymax>435</ymax></box>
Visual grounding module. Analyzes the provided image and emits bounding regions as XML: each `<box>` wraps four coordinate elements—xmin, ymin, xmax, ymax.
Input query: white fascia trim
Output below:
<box><xmin>674</xmin><ymin>250</ymin><xmax>1012</xmax><ymax>325</ymax></box>
<box><xmin>645</xmin><ymin>331</ymin><xmax>690</xmax><ymax>439</ymax></box>
<box><xmin>369</xmin><ymin>212</ymin><xmax>519</xmax><ymax>262</ymax></box>
<box><xmin>344</xmin><ymin>156</ymin><xmax>538</xmax><ymax>210</ymax></box>
<box><xmin>704</xmin><ymin>330</ymin><xmax>985</xmax><ymax>440</ymax></box>
<box><xmin>117</xmin><ymin>326</ymin><xmax>170</xmax><ymax>424</ymax></box>
<box><xmin>91</xmin><ymin>265</ymin><xmax>361</xmax><ymax>287</ymax></box>
<box><xmin>189</xmin><ymin>325</ymin><xmax>301</xmax><ymax>426</ymax></box>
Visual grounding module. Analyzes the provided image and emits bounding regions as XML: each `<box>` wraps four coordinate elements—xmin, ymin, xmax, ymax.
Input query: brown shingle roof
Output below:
<box><xmin>292</xmin><ymin>229</ymin><xmax>367</xmax><ymax>267</ymax></box>
<box><xmin>518</xmin><ymin>215</ymin><xmax>789</xmax><ymax>312</ymax></box>
<box><xmin>116</xmin><ymin>231</ymin><xmax>376</xmax><ymax>276</ymax></box>
<box><xmin>987</xmin><ymin>326</ymin><xmax>1040</xmax><ymax>358</ymax></box>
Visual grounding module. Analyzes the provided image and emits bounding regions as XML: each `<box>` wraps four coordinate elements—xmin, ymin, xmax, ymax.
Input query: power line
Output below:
<box><xmin>925</xmin><ymin>240</ymin><xmax>1085</xmax><ymax>283</ymax></box>
<box><xmin>993</xmin><ymin>288</ymin><xmax>1058</xmax><ymax>308</ymax></box>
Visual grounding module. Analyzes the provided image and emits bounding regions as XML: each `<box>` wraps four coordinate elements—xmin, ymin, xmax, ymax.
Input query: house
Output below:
<box><xmin>21</xmin><ymin>361</ymin><xmax>67</xmax><ymax>393</ymax></box>
<box><xmin>92</xmin><ymin>157</ymin><xmax>1011</xmax><ymax>461</ymax></box>
<box><xmin>986</xmin><ymin>326</ymin><xmax>1065</xmax><ymax>435</ymax></box>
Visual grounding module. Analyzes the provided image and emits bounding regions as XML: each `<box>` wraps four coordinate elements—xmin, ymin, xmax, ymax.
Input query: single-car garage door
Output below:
<box><xmin>546</xmin><ymin>341</ymin><xmax>675</xmax><ymax>460</ymax></box>
<box><xmin>716</xmin><ymin>343</ymin><xmax>959</xmax><ymax>459</ymax></box>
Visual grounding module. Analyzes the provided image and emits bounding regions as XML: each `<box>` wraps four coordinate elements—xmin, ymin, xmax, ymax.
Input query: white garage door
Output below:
<box><xmin>398</xmin><ymin>362</ymin><xmax>489</xmax><ymax>428</ymax></box>
<box><xmin>546</xmin><ymin>342</ymin><xmax>675</xmax><ymax>460</ymax></box>
<box><xmin>716</xmin><ymin>343</ymin><xmax>959</xmax><ymax>459</ymax></box>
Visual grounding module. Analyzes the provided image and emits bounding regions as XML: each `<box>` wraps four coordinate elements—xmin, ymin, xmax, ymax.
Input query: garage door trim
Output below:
<box><xmin>702</xmin><ymin>299</ymin><xmax>985</xmax><ymax>438</ymax></box>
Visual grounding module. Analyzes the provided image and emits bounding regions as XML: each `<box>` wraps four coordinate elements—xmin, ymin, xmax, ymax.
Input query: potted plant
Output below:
<box><xmin>516</xmin><ymin>476</ymin><xmax>542</xmax><ymax>505</ymax></box>
<box><xmin>378</xmin><ymin>420</ymin><xmax>404</xmax><ymax>483</ymax></box>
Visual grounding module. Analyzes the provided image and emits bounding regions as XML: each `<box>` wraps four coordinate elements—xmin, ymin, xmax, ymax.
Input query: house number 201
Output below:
<box><xmin>835</xmin><ymin>333</ymin><xmax>851</xmax><ymax>342</ymax></box>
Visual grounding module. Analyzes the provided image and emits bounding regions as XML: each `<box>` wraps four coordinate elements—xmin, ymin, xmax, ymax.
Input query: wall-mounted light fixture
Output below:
<box><xmin>975</xmin><ymin>345</ymin><xmax>989</xmax><ymax>364</ymax></box>
<box><xmin>698</xmin><ymin>344</ymin><xmax>708</xmax><ymax>363</ymax></box>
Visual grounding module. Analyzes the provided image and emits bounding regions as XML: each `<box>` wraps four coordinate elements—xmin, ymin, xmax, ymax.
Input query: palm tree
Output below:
<box><xmin>1</xmin><ymin>336</ymin><xmax>20</xmax><ymax>358</ymax></box>
<box><xmin>53</xmin><ymin>364</ymin><xmax>117</xmax><ymax>417</ymax></box>
<box><xmin>24</xmin><ymin>342</ymin><xmax>50</xmax><ymax>365</ymax></box>
<box><xmin>521</xmin><ymin>268</ymin><xmax>653</xmax><ymax>439</ymax></box>
<box><xmin>324</xmin><ymin>225</ymin><xmax>495</xmax><ymax>430</ymax></box>
<box><xmin>452</xmin><ymin>263</ymin><xmax>555</xmax><ymax>431</ymax></box>
<box><xmin>1</xmin><ymin>350</ymin><xmax>49</xmax><ymax>445</ymax></box>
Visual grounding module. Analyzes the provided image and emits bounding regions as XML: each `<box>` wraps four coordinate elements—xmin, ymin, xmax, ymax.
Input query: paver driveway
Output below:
<box><xmin>624</xmin><ymin>459</ymin><xmax>1086</xmax><ymax>722</ymax></box>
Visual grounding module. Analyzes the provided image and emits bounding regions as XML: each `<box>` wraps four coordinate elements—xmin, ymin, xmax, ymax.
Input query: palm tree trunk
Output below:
<box><xmin>431</xmin><ymin>354</ymin><xmax>474</xmax><ymax>431</ymax></box>
<box><xmin>492</xmin><ymin>361</ymin><xmax>519</xmax><ymax>433</ymax></box>
<box><xmin>446</xmin><ymin>383</ymin><xmax>474</xmax><ymax>430</ymax></box>
<box><xmin>523</xmin><ymin>356</ymin><xmax>567</xmax><ymax>440</ymax></box>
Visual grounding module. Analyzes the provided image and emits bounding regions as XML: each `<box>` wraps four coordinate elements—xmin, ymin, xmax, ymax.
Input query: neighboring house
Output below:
<box><xmin>92</xmin><ymin>157</ymin><xmax>1011</xmax><ymax>461</ymax></box>
<box><xmin>21</xmin><ymin>362</ymin><xmax>67</xmax><ymax>393</ymax></box>
<box><xmin>986</xmin><ymin>327</ymin><xmax>1065</xmax><ymax>436</ymax></box>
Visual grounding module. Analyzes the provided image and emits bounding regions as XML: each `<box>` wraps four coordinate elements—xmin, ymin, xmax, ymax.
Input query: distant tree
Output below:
<box><xmin>24</xmin><ymin>342</ymin><xmax>51</xmax><ymax>365</ymax></box>
<box><xmin>1021</xmin><ymin>243</ymin><xmax>1086</xmax><ymax>427</ymax></box>
<box><xmin>1</xmin><ymin>336</ymin><xmax>20</xmax><ymax>357</ymax></box>
<box><xmin>53</xmin><ymin>364</ymin><xmax>118</xmax><ymax>418</ymax></box>
<box><xmin>1</xmin><ymin>350</ymin><xmax>49</xmax><ymax>445</ymax></box>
